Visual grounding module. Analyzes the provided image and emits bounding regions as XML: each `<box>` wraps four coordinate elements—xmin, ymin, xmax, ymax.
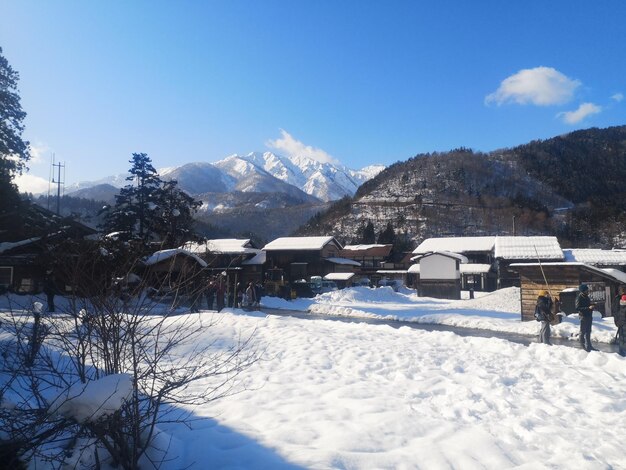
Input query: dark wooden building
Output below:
<box><xmin>511</xmin><ymin>262</ymin><xmax>626</xmax><ymax>322</ymax></box>
<box><xmin>263</xmin><ymin>236</ymin><xmax>344</xmax><ymax>282</ymax></box>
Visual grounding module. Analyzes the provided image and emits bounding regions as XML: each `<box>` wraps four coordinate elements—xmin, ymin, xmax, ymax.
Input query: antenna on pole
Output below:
<box><xmin>50</xmin><ymin>153</ymin><xmax>65</xmax><ymax>215</ymax></box>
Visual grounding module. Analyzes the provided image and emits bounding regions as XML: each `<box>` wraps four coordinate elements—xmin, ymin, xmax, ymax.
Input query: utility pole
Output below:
<box><xmin>50</xmin><ymin>154</ymin><xmax>65</xmax><ymax>215</ymax></box>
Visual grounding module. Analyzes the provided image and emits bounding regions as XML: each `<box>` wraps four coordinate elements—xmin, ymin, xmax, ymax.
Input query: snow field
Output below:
<box><xmin>167</xmin><ymin>310</ymin><xmax>626</xmax><ymax>469</ymax></box>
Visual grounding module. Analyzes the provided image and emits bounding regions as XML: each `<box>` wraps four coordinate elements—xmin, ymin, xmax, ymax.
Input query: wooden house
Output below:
<box><xmin>338</xmin><ymin>244</ymin><xmax>392</xmax><ymax>283</ymax></box>
<box><xmin>262</xmin><ymin>236</ymin><xmax>346</xmax><ymax>283</ymax></box>
<box><xmin>140</xmin><ymin>248</ymin><xmax>208</xmax><ymax>294</ymax></box>
<box><xmin>0</xmin><ymin>205</ymin><xmax>97</xmax><ymax>294</ymax></box>
<box><xmin>510</xmin><ymin>262</ymin><xmax>626</xmax><ymax>321</ymax></box>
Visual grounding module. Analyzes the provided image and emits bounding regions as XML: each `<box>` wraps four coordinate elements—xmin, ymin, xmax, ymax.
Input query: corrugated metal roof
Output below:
<box><xmin>494</xmin><ymin>236</ymin><xmax>563</xmax><ymax>260</ymax></box>
<box><xmin>413</xmin><ymin>236</ymin><xmax>495</xmax><ymax>254</ymax></box>
<box><xmin>563</xmin><ymin>248</ymin><xmax>626</xmax><ymax>265</ymax></box>
<box><xmin>263</xmin><ymin>236</ymin><xmax>338</xmax><ymax>251</ymax></box>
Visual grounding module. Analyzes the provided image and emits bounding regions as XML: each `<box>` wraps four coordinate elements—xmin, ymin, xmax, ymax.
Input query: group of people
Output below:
<box><xmin>535</xmin><ymin>283</ymin><xmax>626</xmax><ymax>354</ymax></box>
<box><xmin>193</xmin><ymin>277</ymin><xmax>263</xmax><ymax>313</ymax></box>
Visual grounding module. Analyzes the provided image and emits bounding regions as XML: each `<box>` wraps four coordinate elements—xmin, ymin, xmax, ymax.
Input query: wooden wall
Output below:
<box><xmin>518</xmin><ymin>265</ymin><xmax>619</xmax><ymax>321</ymax></box>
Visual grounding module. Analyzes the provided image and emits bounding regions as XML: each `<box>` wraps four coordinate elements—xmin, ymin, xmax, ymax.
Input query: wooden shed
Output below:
<box><xmin>510</xmin><ymin>262</ymin><xmax>626</xmax><ymax>322</ymax></box>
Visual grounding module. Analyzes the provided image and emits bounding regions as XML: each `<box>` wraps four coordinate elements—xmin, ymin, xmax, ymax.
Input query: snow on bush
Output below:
<box><xmin>49</xmin><ymin>373</ymin><xmax>133</xmax><ymax>423</ymax></box>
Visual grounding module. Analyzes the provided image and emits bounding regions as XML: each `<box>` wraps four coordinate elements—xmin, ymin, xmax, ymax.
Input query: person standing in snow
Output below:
<box><xmin>215</xmin><ymin>277</ymin><xmax>225</xmax><ymax>312</ymax></box>
<box><xmin>534</xmin><ymin>290</ymin><xmax>553</xmax><ymax>345</ymax></box>
<box><xmin>576</xmin><ymin>284</ymin><xmax>596</xmax><ymax>352</ymax></box>
<box><xmin>206</xmin><ymin>278</ymin><xmax>215</xmax><ymax>310</ymax></box>
<box><xmin>43</xmin><ymin>270</ymin><xmax>57</xmax><ymax>313</ymax></box>
<box><xmin>614</xmin><ymin>292</ymin><xmax>626</xmax><ymax>356</ymax></box>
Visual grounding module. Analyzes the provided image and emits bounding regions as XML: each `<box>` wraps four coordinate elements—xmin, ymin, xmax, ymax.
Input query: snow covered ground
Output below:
<box><xmin>263</xmin><ymin>286</ymin><xmax>620</xmax><ymax>344</ymax></box>
<box><xmin>2</xmin><ymin>287</ymin><xmax>625</xmax><ymax>469</ymax></box>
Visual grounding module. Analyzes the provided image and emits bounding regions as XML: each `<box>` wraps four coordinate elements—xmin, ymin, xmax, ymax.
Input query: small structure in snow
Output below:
<box><xmin>413</xmin><ymin>251</ymin><xmax>468</xmax><ymax>299</ymax></box>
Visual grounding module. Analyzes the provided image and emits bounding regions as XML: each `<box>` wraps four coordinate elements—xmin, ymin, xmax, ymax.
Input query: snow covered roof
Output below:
<box><xmin>510</xmin><ymin>262</ymin><xmax>626</xmax><ymax>284</ymax></box>
<box><xmin>339</xmin><ymin>244</ymin><xmax>392</xmax><ymax>258</ymax></box>
<box><xmin>242</xmin><ymin>250</ymin><xmax>266</xmax><ymax>265</ymax></box>
<box><xmin>324</xmin><ymin>272</ymin><xmax>355</xmax><ymax>281</ymax></box>
<box><xmin>183</xmin><ymin>239</ymin><xmax>255</xmax><ymax>255</ymax></box>
<box><xmin>412</xmin><ymin>237</ymin><xmax>495</xmax><ymax>255</ymax></box>
<box><xmin>563</xmin><ymin>248</ymin><xmax>626</xmax><ymax>266</ymax></box>
<box><xmin>415</xmin><ymin>251</ymin><xmax>469</xmax><ymax>263</ymax></box>
<box><xmin>143</xmin><ymin>249</ymin><xmax>208</xmax><ymax>267</ymax></box>
<box><xmin>602</xmin><ymin>268</ymin><xmax>626</xmax><ymax>284</ymax></box>
<box><xmin>460</xmin><ymin>264</ymin><xmax>492</xmax><ymax>274</ymax></box>
<box><xmin>376</xmin><ymin>270</ymin><xmax>407</xmax><ymax>274</ymax></box>
<box><xmin>408</xmin><ymin>264</ymin><xmax>420</xmax><ymax>273</ymax></box>
<box><xmin>326</xmin><ymin>257</ymin><xmax>361</xmax><ymax>267</ymax></box>
<box><xmin>263</xmin><ymin>236</ymin><xmax>340</xmax><ymax>251</ymax></box>
<box><xmin>494</xmin><ymin>236</ymin><xmax>563</xmax><ymax>260</ymax></box>
<box><xmin>0</xmin><ymin>237</ymin><xmax>41</xmax><ymax>254</ymax></box>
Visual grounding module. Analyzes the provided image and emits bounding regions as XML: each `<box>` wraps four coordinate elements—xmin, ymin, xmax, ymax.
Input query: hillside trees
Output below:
<box><xmin>101</xmin><ymin>153</ymin><xmax>201</xmax><ymax>248</ymax></box>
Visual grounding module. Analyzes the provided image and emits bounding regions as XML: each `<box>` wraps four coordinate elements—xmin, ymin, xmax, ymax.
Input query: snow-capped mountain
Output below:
<box><xmin>216</xmin><ymin>152</ymin><xmax>385</xmax><ymax>202</ymax></box>
<box><xmin>67</xmin><ymin>152</ymin><xmax>384</xmax><ymax>203</ymax></box>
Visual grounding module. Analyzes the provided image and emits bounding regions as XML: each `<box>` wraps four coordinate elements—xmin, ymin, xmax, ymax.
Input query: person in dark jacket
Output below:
<box><xmin>575</xmin><ymin>284</ymin><xmax>596</xmax><ymax>352</ymax></box>
<box><xmin>206</xmin><ymin>278</ymin><xmax>215</xmax><ymax>310</ymax></box>
<box><xmin>215</xmin><ymin>277</ymin><xmax>225</xmax><ymax>312</ymax></box>
<box><xmin>43</xmin><ymin>270</ymin><xmax>57</xmax><ymax>313</ymax></box>
<box><xmin>535</xmin><ymin>290</ymin><xmax>553</xmax><ymax>345</ymax></box>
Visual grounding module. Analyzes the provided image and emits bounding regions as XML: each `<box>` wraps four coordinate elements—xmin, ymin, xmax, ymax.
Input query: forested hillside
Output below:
<box><xmin>296</xmin><ymin>126</ymin><xmax>626</xmax><ymax>249</ymax></box>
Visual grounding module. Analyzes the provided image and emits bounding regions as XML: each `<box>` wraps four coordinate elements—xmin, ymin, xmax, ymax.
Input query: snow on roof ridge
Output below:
<box><xmin>143</xmin><ymin>248</ymin><xmax>208</xmax><ymax>267</ymax></box>
<box><xmin>263</xmin><ymin>236</ymin><xmax>338</xmax><ymax>251</ymax></box>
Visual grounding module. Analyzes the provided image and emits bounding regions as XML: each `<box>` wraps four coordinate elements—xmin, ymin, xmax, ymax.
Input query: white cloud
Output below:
<box><xmin>266</xmin><ymin>129</ymin><xmax>339</xmax><ymax>165</ymax></box>
<box><xmin>611</xmin><ymin>92</ymin><xmax>624</xmax><ymax>102</ymax></box>
<box><xmin>29</xmin><ymin>142</ymin><xmax>51</xmax><ymax>165</ymax></box>
<box><xmin>14</xmin><ymin>173</ymin><xmax>50</xmax><ymax>194</ymax></box>
<box><xmin>557</xmin><ymin>102</ymin><xmax>602</xmax><ymax>124</ymax></box>
<box><xmin>485</xmin><ymin>66</ymin><xmax>580</xmax><ymax>106</ymax></box>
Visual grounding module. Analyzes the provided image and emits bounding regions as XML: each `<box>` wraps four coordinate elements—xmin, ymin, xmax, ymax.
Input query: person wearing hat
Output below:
<box><xmin>575</xmin><ymin>284</ymin><xmax>596</xmax><ymax>352</ymax></box>
<box><xmin>535</xmin><ymin>290</ymin><xmax>553</xmax><ymax>345</ymax></box>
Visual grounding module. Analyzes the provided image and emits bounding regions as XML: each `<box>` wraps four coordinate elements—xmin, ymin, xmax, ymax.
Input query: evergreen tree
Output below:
<box><xmin>101</xmin><ymin>153</ymin><xmax>200</xmax><ymax>247</ymax></box>
<box><xmin>152</xmin><ymin>179</ymin><xmax>202</xmax><ymax>248</ymax></box>
<box><xmin>0</xmin><ymin>47</ymin><xmax>30</xmax><ymax>183</ymax></box>
<box><xmin>361</xmin><ymin>221</ymin><xmax>376</xmax><ymax>244</ymax></box>
<box><xmin>0</xmin><ymin>47</ymin><xmax>31</xmax><ymax>238</ymax></box>
<box><xmin>377</xmin><ymin>222</ymin><xmax>396</xmax><ymax>244</ymax></box>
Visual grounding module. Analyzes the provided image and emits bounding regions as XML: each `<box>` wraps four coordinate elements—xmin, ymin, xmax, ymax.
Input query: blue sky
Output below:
<box><xmin>2</xmin><ymin>1</ymin><xmax>624</xmax><ymax>192</ymax></box>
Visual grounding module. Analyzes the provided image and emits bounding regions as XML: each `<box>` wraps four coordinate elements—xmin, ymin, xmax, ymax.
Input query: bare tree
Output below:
<box><xmin>0</xmin><ymin>240</ymin><xmax>260</xmax><ymax>469</ymax></box>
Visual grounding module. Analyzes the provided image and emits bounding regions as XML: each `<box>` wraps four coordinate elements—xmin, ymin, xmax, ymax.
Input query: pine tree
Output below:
<box><xmin>377</xmin><ymin>222</ymin><xmax>395</xmax><ymax>244</ymax></box>
<box><xmin>152</xmin><ymin>179</ymin><xmax>201</xmax><ymax>248</ymax></box>
<box><xmin>0</xmin><ymin>47</ymin><xmax>31</xmax><ymax>237</ymax></box>
<box><xmin>101</xmin><ymin>153</ymin><xmax>200</xmax><ymax>247</ymax></box>
<box><xmin>361</xmin><ymin>221</ymin><xmax>376</xmax><ymax>244</ymax></box>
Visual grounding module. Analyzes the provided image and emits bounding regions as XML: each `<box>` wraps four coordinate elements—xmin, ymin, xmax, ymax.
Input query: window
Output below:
<box><xmin>0</xmin><ymin>267</ymin><xmax>13</xmax><ymax>287</ymax></box>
